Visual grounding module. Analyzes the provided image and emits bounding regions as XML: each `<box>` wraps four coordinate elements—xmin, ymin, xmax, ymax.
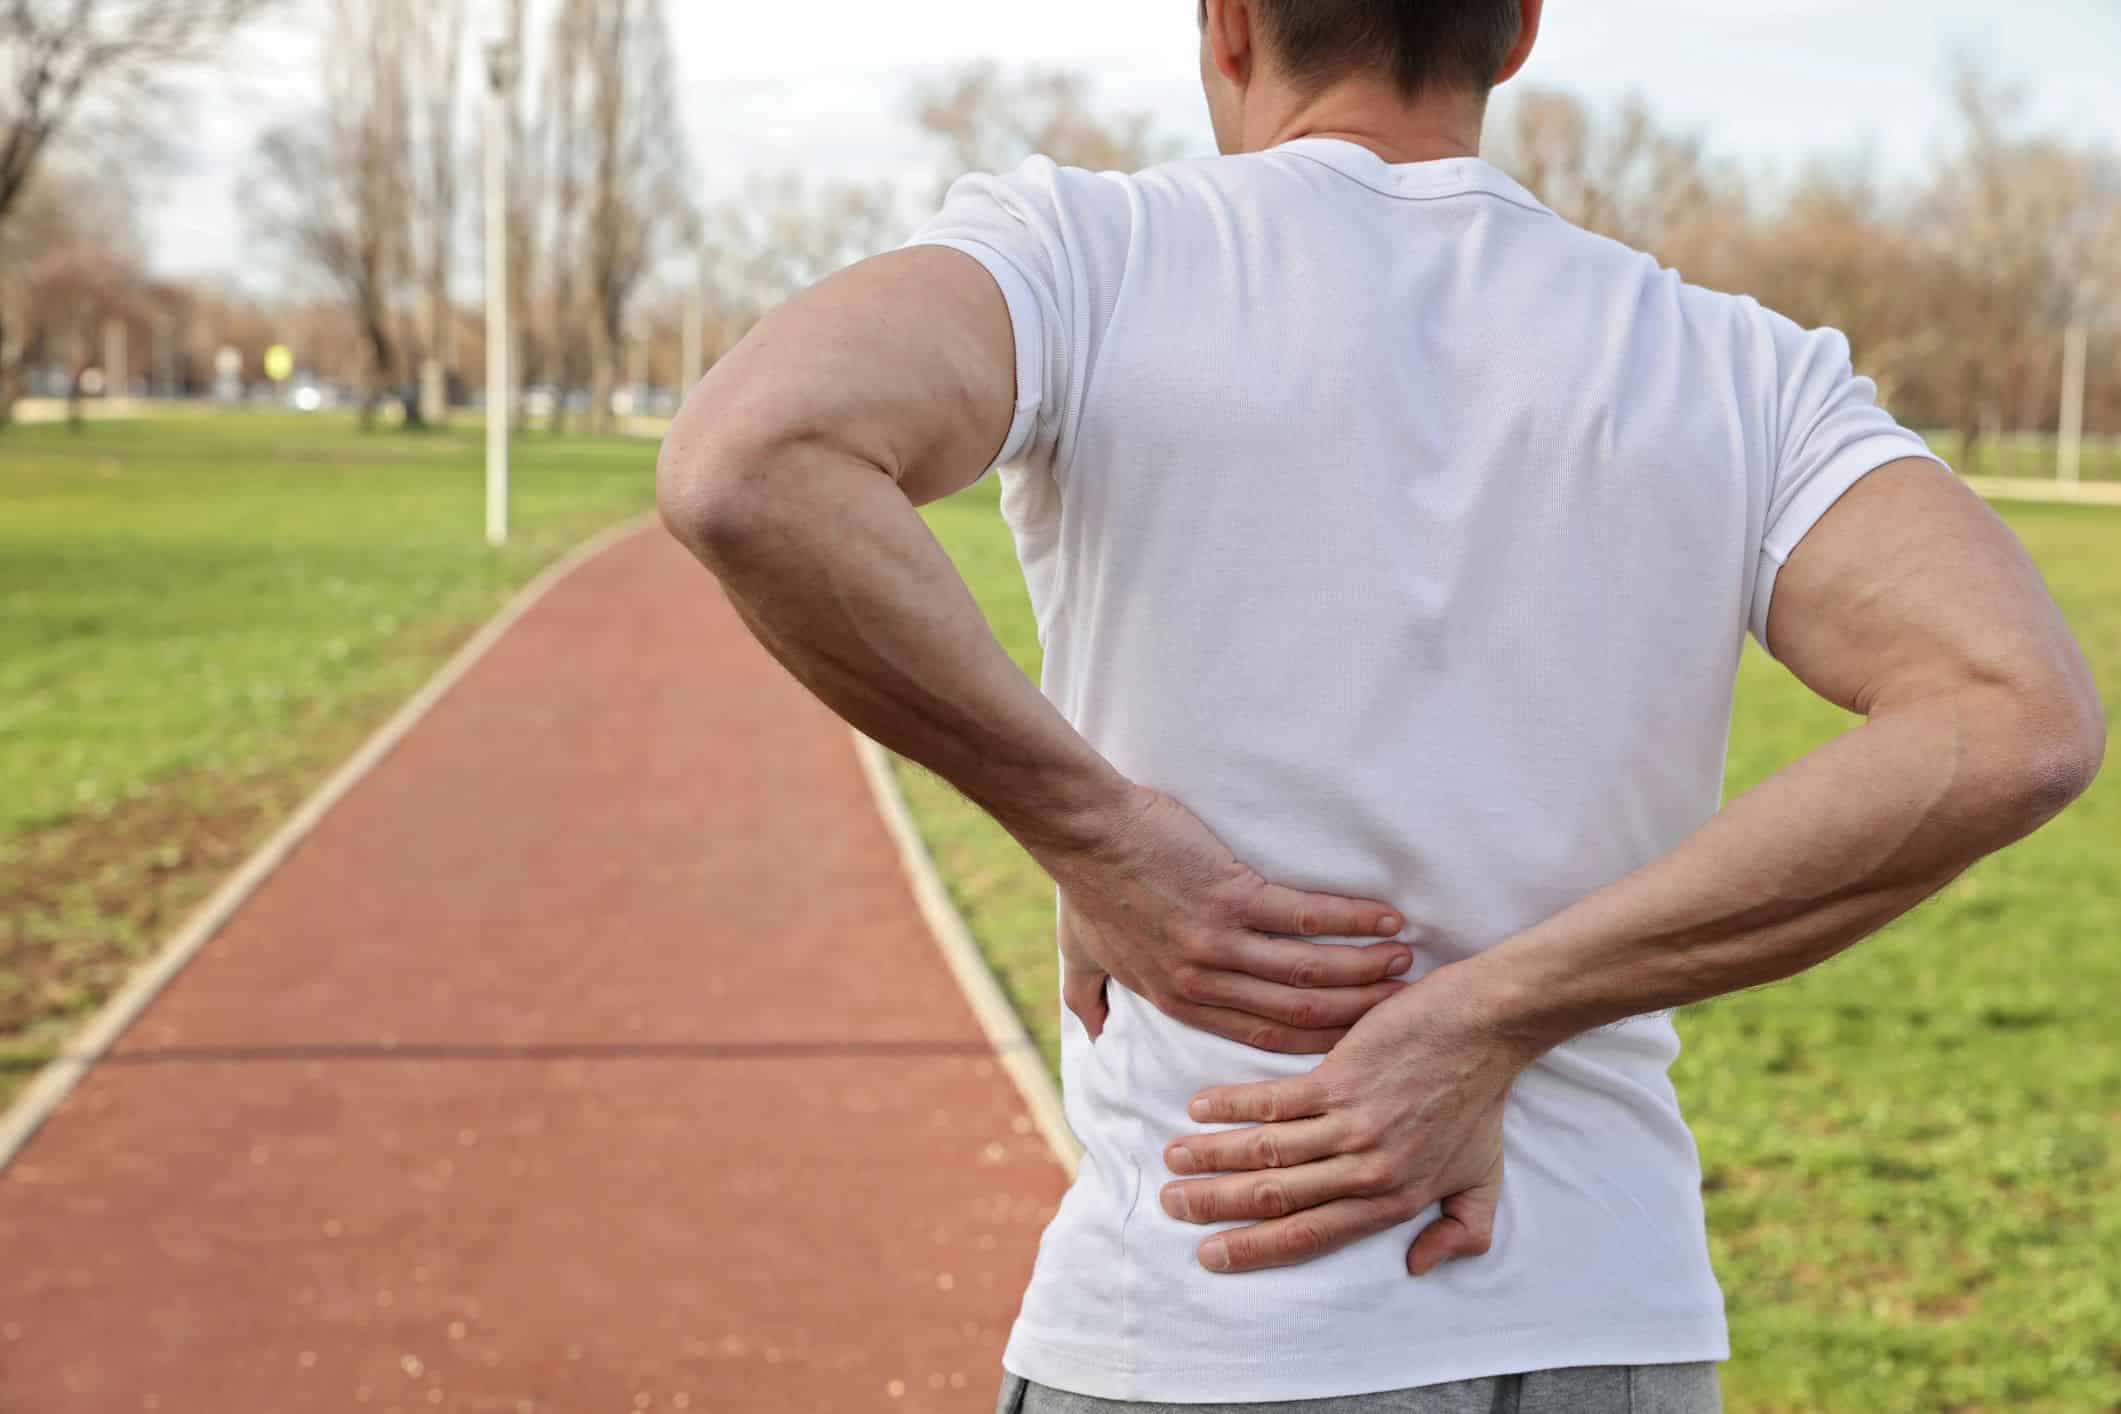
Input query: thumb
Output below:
<box><xmin>1058</xmin><ymin>917</ymin><xmax>1111</xmax><ymax>1041</ymax></box>
<box><xmin>1063</xmin><ymin>962</ymin><xmax>1110</xmax><ymax>1041</ymax></box>
<box><xmin>1406</xmin><ymin>1169</ymin><xmax>1502</xmax><ymax>1277</ymax></box>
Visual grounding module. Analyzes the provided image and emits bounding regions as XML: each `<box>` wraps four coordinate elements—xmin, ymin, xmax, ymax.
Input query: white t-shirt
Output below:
<box><xmin>904</xmin><ymin>136</ymin><xmax>1943</xmax><ymax>1404</ymax></box>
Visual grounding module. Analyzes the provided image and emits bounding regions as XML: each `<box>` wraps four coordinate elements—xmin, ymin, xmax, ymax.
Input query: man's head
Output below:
<box><xmin>1197</xmin><ymin>0</ymin><xmax>1543</xmax><ymax>158</ymax></box>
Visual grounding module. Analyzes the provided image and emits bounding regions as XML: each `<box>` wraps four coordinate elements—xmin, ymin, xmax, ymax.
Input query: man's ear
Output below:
<box><xmin>1493</xmin><ymin>0</ymin><xmax>1544</xmax><ymax>87</ymax></box>
<box><xmin>1202</xmin><ymin>0</ymin><xmax>1254</xmax><ymax>86</ymax></box>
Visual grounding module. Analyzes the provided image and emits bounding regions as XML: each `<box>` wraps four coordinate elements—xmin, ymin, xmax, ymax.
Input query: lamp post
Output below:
<box><xmin>682</xmin><ymin>261</ymin><xmax>705</xmax><ymax>394</ymax></box>
<box><xmin>2058</xmin><ymin>323</ymin><xmax>2088</xmax><ymax>486</ymax></box>
<box><xmin>483</xmin><ymin>38</ymin><xmax>519</xmax><ymax>547</ymax></box>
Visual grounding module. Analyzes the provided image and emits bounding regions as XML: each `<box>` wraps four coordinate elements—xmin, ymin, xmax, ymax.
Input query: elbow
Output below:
<box><xmin>655</xmin><ymin>403</ymin><xmax>768</xmax><ymax>565</ymax></box>
<box><xmin>2042</xmin><ymin>696</ymin><xmax>2106</xmax><ymax>814</ymax></box>
<box><xmin>1991</xmin><ymin>681</ymin><xmax>2106</xmax><ymax>830</ymax></box>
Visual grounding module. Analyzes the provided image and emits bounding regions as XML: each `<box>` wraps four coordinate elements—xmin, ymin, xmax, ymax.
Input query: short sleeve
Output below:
<box><xmin>900</xmin><ymin>157</ymin><xmax>1083</xmax><ymax>486</ymax></box>
<box><xmin>1747</xmin><ymin>308</ymin><xmax>1949</xmax><ymax>652</ymax></box>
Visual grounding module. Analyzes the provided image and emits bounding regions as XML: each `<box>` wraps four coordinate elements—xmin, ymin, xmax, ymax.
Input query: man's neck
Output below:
<box><xmin>1242</xmin><ymin>78</ymin><xmax>1487</xmax><ymax>165</ymax></box>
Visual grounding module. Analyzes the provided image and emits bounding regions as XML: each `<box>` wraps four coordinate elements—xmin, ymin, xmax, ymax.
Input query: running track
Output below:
<box><xmin>0</xmin><ymin>525</ymin><xmax>1068</xmax><ymax>1412</ymax></box>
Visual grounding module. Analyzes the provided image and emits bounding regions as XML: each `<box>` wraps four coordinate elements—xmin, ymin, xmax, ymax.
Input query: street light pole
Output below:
<box><xmin>2058</xmin><ymin>322</ymin><xmax>2088</xmax><ymax>486</ymax></box>
<box><xmin>483</xmin><ymin>39</ymin><xmax>519</xmax><ymax>547</ymax></box>
<box><xmin>682</xmin><ymin>262</ymin><xmax>704</xmax><ymax>394</ymax></box>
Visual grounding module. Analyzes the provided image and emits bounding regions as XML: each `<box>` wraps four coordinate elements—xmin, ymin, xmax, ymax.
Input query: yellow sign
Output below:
<box><xmin>264</xmin><ymin>344</ymin><xmax>294</xmax><ymax>382</ymax></box>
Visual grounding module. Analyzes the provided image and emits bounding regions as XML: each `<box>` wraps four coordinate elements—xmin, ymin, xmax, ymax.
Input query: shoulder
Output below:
<box><xmin>932</xmin><ymin>153</ymin><xmax>1138</xmax><ymax>234</ymax></box>
<box><xmin>932</xmin><ymin>147</ymin><xmax>1307</xmax><ymax>233</ymax></box>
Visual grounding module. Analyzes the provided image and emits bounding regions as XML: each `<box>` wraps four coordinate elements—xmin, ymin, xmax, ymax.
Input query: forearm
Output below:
<box><xmin>1457</xmin><ymin>684</ymin><xmax>2101</xmax><ymax>1060</ymax></box>
<box><xmin>661</xmin><ymin>434</ymin><xmax>1131</xmax><ymax>856</ymax></box>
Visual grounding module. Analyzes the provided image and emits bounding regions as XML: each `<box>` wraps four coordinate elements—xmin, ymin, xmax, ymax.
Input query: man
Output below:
<box><xmin>656</xmin><ymin>1</ymin><xmax>2105</xmax><ymax>1409</ymax></box>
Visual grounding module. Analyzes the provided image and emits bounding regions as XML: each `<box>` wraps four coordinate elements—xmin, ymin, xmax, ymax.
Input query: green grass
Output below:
<box><xmin>1924</xmin><ymin>431</ymin><xmax>2121</xmax><ymax>483</ymax></box>
<box><xmin>895</xmin><ymin>476</ymin><xmax>2121</xmax><ymax>1413</ymax></box>
<box><xmin>0</xmin><ymin>413</ymin><xmax>655</xmax><ymax>1098</ymax></box>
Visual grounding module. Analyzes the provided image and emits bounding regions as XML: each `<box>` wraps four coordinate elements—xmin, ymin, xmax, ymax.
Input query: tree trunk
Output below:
<box><xmin>588</xmin><ymin>313</ymin><xmax>615</xmax><ymax>436</ymax></box>
<box><xmin>362</xmin><ymin>314</ymin><xmax>396</xmax><ymax>431</ymax></box>
<box><xmin>0</xmin><ymin>347</ymin><xmax>22</xmax><ymax>432</ymax></box>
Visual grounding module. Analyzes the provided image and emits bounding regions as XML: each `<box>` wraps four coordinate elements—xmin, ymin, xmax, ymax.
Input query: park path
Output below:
<box><xmin>0</xmin><ymin>525</ymin><xmax>1068</xmax><ymax>1412</ymax></box>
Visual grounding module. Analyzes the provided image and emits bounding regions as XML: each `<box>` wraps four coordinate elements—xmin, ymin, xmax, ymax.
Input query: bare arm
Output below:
<box><xmin>1161</xmin><ymin>456</ymin><xmax>2104</xmax><ymax>1277</ymax></box>
<box><xmin>656</xmin><ymin>248</ymin><xmax>1420</xmax><ymax>1053</ymax></box>
<box><xmin>1458</xmin><ymin>457</ymin><xmax>2106</xmax><ymax>1053</ymax></box>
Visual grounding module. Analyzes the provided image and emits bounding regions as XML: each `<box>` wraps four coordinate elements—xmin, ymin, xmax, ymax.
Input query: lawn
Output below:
<box><xmin>0</xmin><ymin>413</ymin><xmax>656</xmax><ymax>1101</ymax></box>
<box><xmin>1928</xmin><ymin>431</ymin><xmax>2121</xmax><ymax>483</ymax></box>
<box><xmin>894</xmin><ymin>477</ymin><xmax>2121</xmax><ymax>1414</ymax></box>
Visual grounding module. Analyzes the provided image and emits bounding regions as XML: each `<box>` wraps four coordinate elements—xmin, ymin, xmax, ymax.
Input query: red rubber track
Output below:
<box><xmin>0</xmin><ymin>526</ymin><xmax>1067</xmax><ymax>1413</ymax></box>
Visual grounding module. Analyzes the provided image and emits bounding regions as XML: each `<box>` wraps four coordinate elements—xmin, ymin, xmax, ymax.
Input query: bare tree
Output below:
<box><xmin>536</xmin><ymin>0</ymin><xmax>588</xmax><ymax>433</ymax></box>
<box><xmin>1487</xmin><ymin>87</ymin><xmax>1745</xmax><ymax>285</ymax></box>
<box><xmin>411</xmin><ymin>0</ymin><xmax>468</xmax><ymax>422</ymax></box>
<box><xmin>499</xmin><ymin>0</ymin><xmax>536</xmax><ymax>431</ymax></box>
<box><xmin>543</xmin><ymin>0</ymin><xmax>694</xmax><ymax>435</ymax></box>
<box><xmin>707</xmin><ymin>174</ymin><xmax>905</xmax><ymax>314</ymax></box>
<box><xmin>911</xmin><ymin>63</ymin><xmax>1180</xmax><ymax>195</ymax></box>
<box><xmin>688</xmin><ymin>173</ymin><xmax>906</xmax><ymax>364</ymax></box>
<box><xmin>247</xmin><ymin>0</ymin><xmax>416</xmax><ymax>428</ymax></box>
<box><xmin>0</xmin><ymin>0</ymin><xmax>275</xmax><ymax>425</ymax></box>
<box><xmin>0</xmin><ymin>164</ymin><xmax>143</xmax><ymax>425</ymax></box>
<box><xmin>0</xmin><ymin>0</ymin><xmax>275</xmax><ymax>225</ymax></box>
<box><xmin>1918</xmin><ymin>63</ymin><xmax>2114</xmax><ymax>464</ymax></box>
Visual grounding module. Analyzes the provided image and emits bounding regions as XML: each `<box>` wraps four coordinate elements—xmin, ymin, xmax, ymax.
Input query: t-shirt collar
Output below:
<box><xmin>1268</xmin><ymin>135</ymin><xmax>1553</xmax><ymax>217</ymax></box>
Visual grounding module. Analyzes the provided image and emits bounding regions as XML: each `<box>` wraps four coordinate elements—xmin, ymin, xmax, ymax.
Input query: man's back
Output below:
<box><xmin>661</xmin><ymin>4</ymin><xmax>2101</xmax><ymax>1405</ymax></box>
<box><xmin>906</xmin><ymin>137</ymin><xmax>1939</xmax><ymax>1402</ymax></box>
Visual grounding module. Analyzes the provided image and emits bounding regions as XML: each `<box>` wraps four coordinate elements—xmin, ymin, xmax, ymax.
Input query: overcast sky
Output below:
<box><xmin>153</xmin><ymin>0</ymin><xmax>2121</xmax><ymax>288</ymax></box>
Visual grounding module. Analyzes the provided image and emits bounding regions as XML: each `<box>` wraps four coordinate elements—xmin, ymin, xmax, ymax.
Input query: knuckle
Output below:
<box><xmin>1166</xmin><ymin>962</ymin><xmax>1209</xmax><ymax>1000</ymax></box>
<box><xmin>1386</xmin><ymin>1190</ymin><xmax>1428</xmax><ymax>1224</ymax></box>
<box><xmin>1286</xmin><ymin>956</ymin><xmax>1321</xmax><ymax>989</ymax></box>
<box><xmin>1206</xmin><ymin>885</ymin><xmax>1251</xmax><ymax>926</ymax></box>
<box><xmin>1348</xmin><ymin>1158</ymin><xmax>1396</xmax><ymax>1193</ymax></box>
<box><xmin>1177</xmin><ymin>925</ymin><xmax>1223</xmax><ymax>962</ymax></box>
<box><xmin>1282</xmin><ymin>994</ymin><xmax>1325</xmax><ymax>1029</ymax></box>
<box><xmin>1340</xmin><ymin>1109</ymin><xmax>1383</xmax><ymax>1150</ymax></box>
<box><xmin>1247</xmin><ymin>1024</ymin><xmax>1289</xmax><ymax>1055</ymax></box>
<box><xmin>1251</xmin><ymin>1178</ymin><xmax>1292</xmax><ymax>1218</ymax></box>
<box><xmin>1285</xmin><ymin>1218</ymin><xmax>1330</xmax><ymax>1257</ymax></box>
<box><xmin>1295</xmin><ymin>904</ymin><xmax>1320</xmax><ymax>935</ymax></box>
<box><xmin>1254</xmin><ymin>1130</ymin><xmax>1283</xmax><ymax>1170</ymax></box>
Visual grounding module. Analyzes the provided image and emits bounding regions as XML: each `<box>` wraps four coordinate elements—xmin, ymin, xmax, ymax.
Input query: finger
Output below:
<box><xmin>1187</xmin><ymin>1073</ymin><xmax>1332</xmax><ymax>1124</ymax></box>
<box><xmin>1161</xmin><ymin>1000</ymin><xmax>1351</xmax><ymax>1055</ymax></box>
<box><xmin>1163</xmin><ymin>1115</ymin><xmax>1342</xmax><ymax>1176</ymax></box>
<box><xmin>1063</xmin><ymin>966</ymin><xmax>1109</xmax><ymax>1041</ymax></box>
<box><xmin>1195</xmin><ymin>1195</ymin><xmax>1409</xmax><ymax>1274</ymax></box>
<box><xmin>1209</xmin><ymin>934</ymin><xmax>1415</xmax><ymax>987</ymax></box>
<box><xmin>1244</xmin><ymin>884</ymin><xmax>1402</xmax><ymax>939</ymax></box>
<box><xmin>1160</xmin><ymin>1153</ymin><xmax>1385</xmax><ymax>1225</ymax></box>
<box><xmin>1181</xmin><ymin>972</ymin><xmax>1405</xmax><ymax>1030</ymax></box>
<box><xmin>1407</xmin><ymin>1182</ymin><xmax>1501</xmax><ymax>1276</ymax></box>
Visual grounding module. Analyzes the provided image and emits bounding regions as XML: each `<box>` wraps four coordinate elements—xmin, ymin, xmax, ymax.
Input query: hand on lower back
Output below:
<box><xmin>1156</xmin><ymin>963</ymin><xmax>1526</xmax><ymax>1275</ymax></box>
<box><xmin>1036</xmin><ymin>782</ymin><xmax>1415</xmax><ymax>1055</ymax></box>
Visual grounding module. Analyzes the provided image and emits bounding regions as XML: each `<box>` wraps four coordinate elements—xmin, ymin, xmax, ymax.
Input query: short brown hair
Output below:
<box><xmin>1238</xmin><ymin>1</ymin><xmax>1522</xmax><ymax>100</ymax></box>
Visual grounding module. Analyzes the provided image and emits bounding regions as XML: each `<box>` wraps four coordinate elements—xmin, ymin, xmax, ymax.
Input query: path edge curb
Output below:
<box><xmin>1961</xmin><ymin>475</ymin><xmax>2121</xmax><ymax>507</ymax></box>
<box><xmin>850</xmin><ymin>733</ymin><xmax>1082</xmax><ymax>1179</ymax></box>
<box><xmin>0</xmin><ymin>514</ymin><xmax>661</xmax><ymax>1172</ymax></box>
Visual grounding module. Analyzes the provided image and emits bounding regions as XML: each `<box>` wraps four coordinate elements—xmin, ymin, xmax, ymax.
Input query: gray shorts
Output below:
<box><xmin>996</xmin><ymin>1362</ymin><xmax>1723</xmax><ymax>1413</ymax></box>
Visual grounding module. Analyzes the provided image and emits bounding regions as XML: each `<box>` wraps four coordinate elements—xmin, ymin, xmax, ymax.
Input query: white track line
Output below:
<box><xmin>1961</xmin><ymin>476</ymin><xmax>2121</xmax><ymax>507</ymax></box>
<box><xmin>851</xmin><ymin>733</ymin><xmax>1082</xmax><ymax>1178</ymax></box>
<box><xmin>0</xmin><ymin>515</ymin><xmax>660</xmax><ymax>1171</ymax></box>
